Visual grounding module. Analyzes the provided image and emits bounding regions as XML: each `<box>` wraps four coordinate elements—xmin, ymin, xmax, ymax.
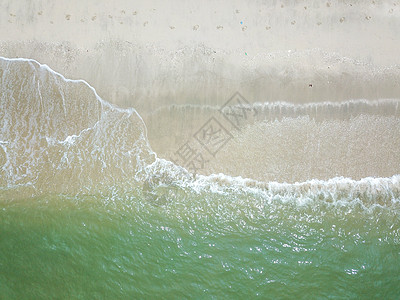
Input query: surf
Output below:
<box><xmin>1</xmin><ymin>56</ymin><xmax>400</xmax><ymax>212</ymax></box>
<box><xmin>1</xmin><ymin>56</ymin><xmax>400</xmax><ymax>299</ymax></box>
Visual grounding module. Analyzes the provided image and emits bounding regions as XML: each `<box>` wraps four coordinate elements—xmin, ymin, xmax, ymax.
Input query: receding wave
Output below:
<box><xmin>0</xmin><ymin>57</ymin><xmax>154</xmax><ymax>196</ymax></box>
<box><xmin>1</xmin><ymin>56</ymin><xmax>400</xmax><ymax>211</ymax></box>
<box><xmin>146</xmin><ymin>100</ymin><xmax>400</xmax><ymax>182</ymax></box>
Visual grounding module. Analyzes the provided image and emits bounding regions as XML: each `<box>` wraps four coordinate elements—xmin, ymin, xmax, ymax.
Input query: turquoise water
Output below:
<box><xmin>1</xmin><ymin>188</ymin><xmax>400</xmax><ymax>299</ymax></box>
<box><xmin>1</xmin><ymin>57</ymin><xmax>400</xmax><ymax>299</ymax></box>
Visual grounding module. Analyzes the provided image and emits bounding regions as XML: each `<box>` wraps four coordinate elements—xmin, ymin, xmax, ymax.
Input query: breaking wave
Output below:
<box><xmin>1</xmin><ymin>56</ymin><xmax>400</xmax><ymax>210</ymax></box>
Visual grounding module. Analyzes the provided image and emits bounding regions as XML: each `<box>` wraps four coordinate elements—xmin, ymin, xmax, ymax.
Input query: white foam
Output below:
<box><xmin>1</xmin><ymin>56</ymin><xmax>399</xmax><ymax>207</ymax></box>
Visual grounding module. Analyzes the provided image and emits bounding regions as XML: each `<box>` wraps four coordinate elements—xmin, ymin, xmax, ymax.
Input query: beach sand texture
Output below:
<box><xmin>1</xmin><ymin>0</ymin><xmax>400</xmax><ymax>181</ymax></box>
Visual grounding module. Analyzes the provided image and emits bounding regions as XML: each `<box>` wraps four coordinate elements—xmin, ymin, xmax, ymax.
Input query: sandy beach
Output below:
<box><xmin>1</xmin><ymin>3</ymin><xmax>400</xmax><ymax>298</ymax></box>
<box><xmin>1</xmin><ymin>0</ymin><xmax>400</xmax><ymax>181</ymax></box>
<box><xmin>1</xmin><ymin>0</ymin><xmax>399</xmax><ymax>108</ymax></box>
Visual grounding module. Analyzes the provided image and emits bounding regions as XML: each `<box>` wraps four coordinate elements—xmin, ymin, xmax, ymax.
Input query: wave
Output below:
<box><xmin>1</xmin><ymin>56</ymin><xmax>400</xmax><ymax>209</ymax></box>
<box><xmin>0</xmin><ymin>57</ymin><xmax>154</xmax><ymax>195</ymax></box>
<box><xmin>149</xmin><ymin>98</ymin><xmax>400</xmax><ymax>122</ymax></box>
<box><xmin>139</xmin><ymin>158</ymin><xmax>400</xmax><ymax>210</ymax></box>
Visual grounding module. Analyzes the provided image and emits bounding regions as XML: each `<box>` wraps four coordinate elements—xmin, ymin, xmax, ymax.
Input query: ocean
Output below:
<box><xmin>1</xmin><ymin>57</ymin><xmax>400</xmax><ymax>298</ymax></box>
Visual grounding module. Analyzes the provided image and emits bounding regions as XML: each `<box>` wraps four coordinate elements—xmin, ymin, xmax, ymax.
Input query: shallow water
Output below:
<box><xmin>1</xmin><ymin>57</ymin><xmax>400</xmax><ymax>298</ymax></box>
<box><xmin>1</xmin><ymin>189</ymin><xmax>400</xmax><ymax>299</ymax></box>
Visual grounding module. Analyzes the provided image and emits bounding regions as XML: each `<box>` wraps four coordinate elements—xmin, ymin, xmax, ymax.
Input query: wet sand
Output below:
<box><xmin>1</xmin><ymin>0</ymin><xmax>400</xmax><ymax>181</ymax></box>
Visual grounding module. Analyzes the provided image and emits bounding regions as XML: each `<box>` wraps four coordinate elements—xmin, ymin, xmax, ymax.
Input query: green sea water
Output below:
<box><xmin>1</xmin><ymin>57</ymin><xmax>400</xmax><ymax>299</ymax></box>
<box><xmin>1</xmin><ymin>188</ymin><xmax>399</xmax><ymax>299</ymax></box>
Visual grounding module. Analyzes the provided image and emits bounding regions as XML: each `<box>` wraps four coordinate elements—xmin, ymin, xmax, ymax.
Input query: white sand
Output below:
<box><xmin>1</xmin><ymin>0</ymin><xmax>399</xmax><ymax>110</ymax></box>
<box><xmin>1</xmin><ymin>0</ymin><xmax>400</xmax><ymax>181</ymax></box>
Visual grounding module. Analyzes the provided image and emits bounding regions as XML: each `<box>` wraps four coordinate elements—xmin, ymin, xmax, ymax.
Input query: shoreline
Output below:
<box><xmin>1</xmin><ymin>0</ymin><xmax>399</xmax><ymax>112</ymax></box>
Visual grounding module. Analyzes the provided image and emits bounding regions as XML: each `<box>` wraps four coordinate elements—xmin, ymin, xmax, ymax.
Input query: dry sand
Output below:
<box><xmin>1</xmin><ymin>0</ymin><xmax>399</xmax><ymax>109</ymax></box>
